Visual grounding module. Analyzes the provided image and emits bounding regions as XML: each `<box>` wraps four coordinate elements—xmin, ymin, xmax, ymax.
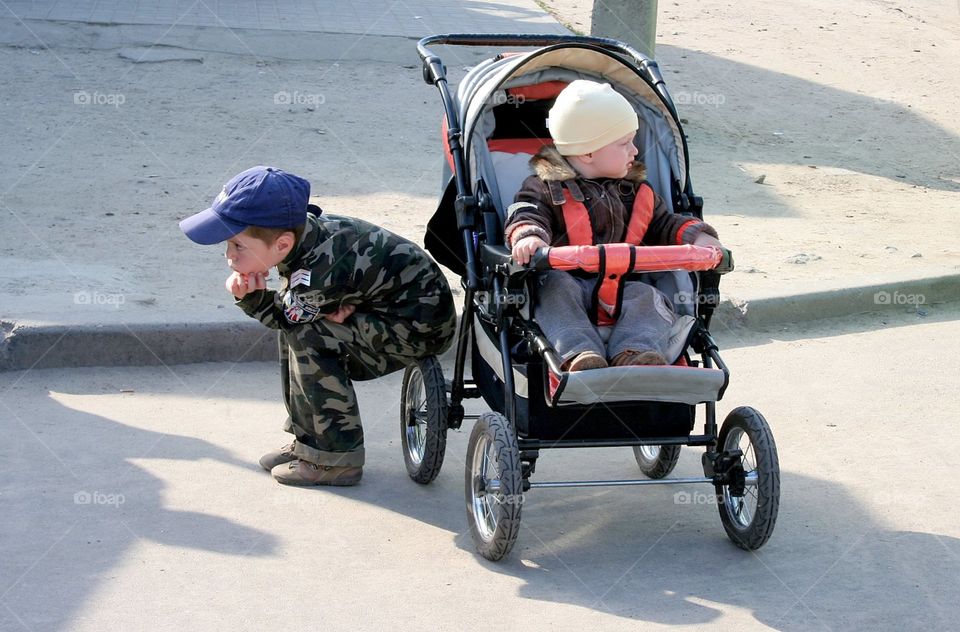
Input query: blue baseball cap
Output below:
<box><xmin>180</xmin><ymin>166</ymin><xmax>310</xmax><ymax>245</ymax></box>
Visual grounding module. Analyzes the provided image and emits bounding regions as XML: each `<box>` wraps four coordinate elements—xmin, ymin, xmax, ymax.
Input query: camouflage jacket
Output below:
<box><xmin>236</xmin><ymin>208</ymin><xmax>454</xmax><ymax>338</ymax></box>
<box><xmin>504</xmin><ymin>146</ymin><xmax>717</xmax><ymax>248</ymax></box>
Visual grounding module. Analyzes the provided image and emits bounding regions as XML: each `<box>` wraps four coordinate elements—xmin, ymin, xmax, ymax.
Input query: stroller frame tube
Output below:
<box><xmin>488</xmin><ymin>470</ymin><xmax>758</xmax><ymax>491</ymax></box>
<box><xmin>527</xmin><ymin>472</ymin><xmax>757</xmax><ymax>490</ymax></box>
<box><xmin>416</xmin><ymin>33</ymin><xmax>671</xmax><ymax>111</ymax></box>
<box><xmin>420</xmin><ymin>41</ymin><xmax>486</xmax><ymax>423</ymax></box>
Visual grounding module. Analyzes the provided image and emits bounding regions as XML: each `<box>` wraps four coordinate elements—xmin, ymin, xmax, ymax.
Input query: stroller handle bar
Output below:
<box><xmin>417</xmin><ymin>33</ymin><xmax>653</xmax><ymax>69</ymax></box>
<box><xmin>528</xmin><ymin>244</ymin><xmax>732</xmax><ymax>274</ymax></box>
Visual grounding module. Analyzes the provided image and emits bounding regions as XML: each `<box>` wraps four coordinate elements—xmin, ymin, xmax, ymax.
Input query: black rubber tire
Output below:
<box><xmin>715</xmin><ymin>406</ymin><xmax>780</xmax><ymax>550</ymax></box>
<box><xmin>400</xmin><ymin>357</ymin><xmax>448</xmax><ymax>484</ymax></box>
<box><xmin>632</xmin><ymin>445</ymin><xmax>681</xmax><ymax>479</ymax></box>
<box><xmin>465</xmin><ymin>411</ymin><xmax>523</xmax><ymax>561</ymax></box>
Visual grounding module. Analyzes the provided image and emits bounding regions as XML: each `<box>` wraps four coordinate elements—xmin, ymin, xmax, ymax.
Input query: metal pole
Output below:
<box><xmin>485</xmin><ymin>473</ymin><xmax>758</xmax><ymax>492</ymax></box>
<box><xmin>590</xmin><ymin>0</ymin><xmax>658</xmax><ymax>59</ymax></box>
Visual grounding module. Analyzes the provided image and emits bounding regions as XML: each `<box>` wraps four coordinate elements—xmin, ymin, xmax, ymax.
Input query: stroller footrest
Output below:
<box><xmin>551</xmin><ymin>365</ymin><xmax>724</xmax><ymax>406</ymax></box>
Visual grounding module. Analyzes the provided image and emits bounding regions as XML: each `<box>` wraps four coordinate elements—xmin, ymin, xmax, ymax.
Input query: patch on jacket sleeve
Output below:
<box><xmin>290</xmin><ymin>269</ymin><xmax>312</xmax><ymax>288</ymax></box>
<box><xmin>282</xmin><ymin>291</ymin><xmax>322</xmax><ymax>323</ymax></box>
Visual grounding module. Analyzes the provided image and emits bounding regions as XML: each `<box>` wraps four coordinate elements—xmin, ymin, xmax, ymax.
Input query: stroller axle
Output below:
<box><xmin>526</xmin><ymin>474</ymin><xmax>757</xmax><ymax>490</ymax></box>
<box><xmin>518</xmin><ymin>435</ymin><xmax>716</xmax><ymax>449</ymax></box>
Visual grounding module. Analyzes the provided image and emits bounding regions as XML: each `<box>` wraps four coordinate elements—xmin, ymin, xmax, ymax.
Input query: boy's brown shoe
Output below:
<box><xmin>259</xmin><ymin>442</ymin><xmax>297</xmax><ymax>472</ymax></box>
<box><xmin>271</xmin><ymin>460</ymin><xmax>363</xmax><ymax>487</ymax></box>
<box><xmin>610</xmin><ymin>350</ymin><xmax>667</xmax><ymax>367</ymax></box>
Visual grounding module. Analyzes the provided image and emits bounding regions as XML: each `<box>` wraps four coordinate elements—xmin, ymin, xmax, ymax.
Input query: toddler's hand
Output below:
<box><xmin>226</xmin><ymin>271</ymin><xmax>267</xmax><ymax>299</ymax></box>
<box><xmin>324</xmin><ymin>304</ymin><xmax>356</xmax><ymax>324</ymax></box>
<box><xmin>693</xmin><ymin>232</ymin><xmax>723</xmax><ymax>249</ymax></box>
<box><xmin>512</xmin><ymin>235</ymin><xmax>548</xmax><ymax>265</ymax></box>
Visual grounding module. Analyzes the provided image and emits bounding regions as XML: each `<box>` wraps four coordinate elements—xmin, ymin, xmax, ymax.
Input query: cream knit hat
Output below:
<box><xmin>547</xmin><ymin>80</ymin><xmax>639</xmax><ymax>156</ymax></box>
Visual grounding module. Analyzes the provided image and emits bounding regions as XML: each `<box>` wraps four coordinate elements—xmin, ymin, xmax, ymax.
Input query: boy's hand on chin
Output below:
<box><xmin>226</xmin><ymin>271</ymin><xmax>267</xmax><ymax>299</ymax></box>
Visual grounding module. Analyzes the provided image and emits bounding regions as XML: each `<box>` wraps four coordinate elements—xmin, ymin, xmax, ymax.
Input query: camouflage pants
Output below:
<box><xmin>279</xmin><ymin>310</ymin><xmax>455</xmax><ymax>467</ymax></box>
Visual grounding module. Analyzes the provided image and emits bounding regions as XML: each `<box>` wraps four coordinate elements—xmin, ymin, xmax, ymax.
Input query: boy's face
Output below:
<box><xmin>577</xmin><ymin>132</ymin><xmax>639</xmax><ymax>179</ymax></box>
<box><xmin>224</xmin><ymin>230</ymin><xmax>290</xmax><ymax>275</ymax></box>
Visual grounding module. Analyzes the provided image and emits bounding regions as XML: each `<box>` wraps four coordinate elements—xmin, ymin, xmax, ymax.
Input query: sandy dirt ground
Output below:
<box><xmin>0</xmin><ymin>45</ymin><xmax>466</xmax><ymax>325</ymax></box>
<box><xmin>0</xmin><ymin>0</ymin><xmax>958</xmax><ymax>328</ymax></box>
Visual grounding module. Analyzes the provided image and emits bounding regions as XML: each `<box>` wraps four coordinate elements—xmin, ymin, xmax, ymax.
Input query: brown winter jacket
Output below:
<box><xmin>504</xmin><ymin>146</ymin><xmax>717</xmax><ymax>248</ymax></box>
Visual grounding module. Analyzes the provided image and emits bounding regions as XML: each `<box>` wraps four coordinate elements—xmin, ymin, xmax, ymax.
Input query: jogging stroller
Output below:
<box><xmin>399</xmin><ymin>34</ymin><xmax>780</xmax><ymax>561</ymax></box>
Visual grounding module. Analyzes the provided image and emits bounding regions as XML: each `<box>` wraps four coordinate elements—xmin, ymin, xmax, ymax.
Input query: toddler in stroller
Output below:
<box><xmin>505</xmin><ymin>79</ymin><xmax>729</xmax><ymax>371</ymax></box>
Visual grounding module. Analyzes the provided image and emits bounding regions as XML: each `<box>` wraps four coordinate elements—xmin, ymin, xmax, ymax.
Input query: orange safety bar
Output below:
<box><xmin>542</xmin><ymin>244</ymin><xmax>723</xmax><ymax>273</ymax></box>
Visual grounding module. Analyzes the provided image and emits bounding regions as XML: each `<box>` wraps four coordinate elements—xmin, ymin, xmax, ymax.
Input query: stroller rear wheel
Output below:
<box><xmin>400</xmin><ymin>357</ymin><xmax>448</xmax><ymax>484</ymax></box>
<box><xmin>715</xmin><ymin>406</ymin><xmax>780</xmax><ymax>550</ymax></box>
<box><xmin>633</xmin><ymin>445</ymin><xmax>681</xmax><ymax>479</ymax></box>
<box><xmin>465</xmin><ymin>412</ymin><xmax>523</xmax><ymax>561</ymax></box>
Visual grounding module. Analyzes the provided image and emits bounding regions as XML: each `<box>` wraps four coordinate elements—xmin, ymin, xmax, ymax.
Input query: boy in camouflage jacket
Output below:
<box><xmin>181</xmin><ymin>166</ymin><xmax>456</xmax><ymax>486</ymax></box>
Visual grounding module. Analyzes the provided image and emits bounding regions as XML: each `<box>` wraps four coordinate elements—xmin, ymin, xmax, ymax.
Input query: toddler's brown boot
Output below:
<box><xmin>564</xmin><ymin>351</ymin><xmax>608</xmax><ymax>372</ymax></box>
<box><xmin>610</xmin><ymin>350</ymin><xmax>667</xmax><ymax>366</ymax></box>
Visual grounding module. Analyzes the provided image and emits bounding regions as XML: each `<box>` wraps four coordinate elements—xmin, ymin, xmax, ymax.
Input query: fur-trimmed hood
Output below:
<box><xmin>529</xmin><ymin>145</ymin><xmax>647</xmax><ymax>183</ymax></box>
<box><xmin>505</xmin><ymin>143</ymin><xmax>713</xmax><ymax>250</ymax></box>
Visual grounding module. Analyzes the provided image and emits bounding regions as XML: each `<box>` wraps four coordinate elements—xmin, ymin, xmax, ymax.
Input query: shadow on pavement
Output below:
<box><xmin>656</xmin><ymin>45</ymin><xmax>960</xmax><ymax>208</ymax></box>
<box><xmin>451</xmin><ymin>464</ymin><xmax>959</xmax><ymax>629</ymax></box>
<box><xmin>0</xmin><ymin>391</ymin><xmax>277</xmax><ymax>631</ymax></box>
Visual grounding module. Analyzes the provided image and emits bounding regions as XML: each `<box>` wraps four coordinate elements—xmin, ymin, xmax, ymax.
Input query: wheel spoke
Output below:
<box><xmin>471</xmin><ymin>434</ymin><xmax>499</xmax><ymax>540</ymax></box>
<box><xmin>403</xmin><ymin>370</ymin><xmax>428</xmax><ymax>463</ymax></box>
<box><xmin>744</xmin><ymin>443</ymin><xmax>757</xmax><ymax>471</ymax></box>
<box><xmin>723</xmin><ymin>426</ymin><xmax>758</xmax><ymax>529</ymax></box>
<box><xmin>737</xmin><ymin>498</ymin><xmax>753</xmax><ymax>523</ymax></box>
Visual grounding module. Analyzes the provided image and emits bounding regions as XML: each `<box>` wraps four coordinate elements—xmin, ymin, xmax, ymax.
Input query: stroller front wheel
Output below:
<box><xmin>465</xmin><ymin>411</ymin><xmax>523</xmax><ymax>561</ymax></box>
<box><xmin>400</xmin><ymin>357</ymin><xmax>448</xmax><ymax>484</ymax></box>
<box><xmin>715</xmin><ymin>406</ymin><xmax>780</xmax><ymax>550</ymax></box>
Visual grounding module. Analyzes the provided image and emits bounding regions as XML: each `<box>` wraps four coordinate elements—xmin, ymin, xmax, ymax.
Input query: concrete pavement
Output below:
<box><xmin>1</xmin><ymin>304</ymin><xmax>958</xmax><ymax>630</ymax></box>
<box><xmin>1</xmin><ymin>0</ymin><xmax>567</xmax><ymax>37</ymax></box>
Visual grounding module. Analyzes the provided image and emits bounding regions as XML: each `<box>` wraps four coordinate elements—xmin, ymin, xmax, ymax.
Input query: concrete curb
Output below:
<box><xmin>717</xmin><ymin>273</ymin><xmax>959</xmax><ymax>329</ymax></box>
<box><xmin>2</xmin><ymin>274</ymin><xmax>957</xmax><ymax>371</ymax></box>
<box><xmin>0</xmin><ymin>19</ymin><xmax>495</xmax><ymax>64</ymax></box>
<box><xmin>0</xmin><ymin>321</ymin><xmax>277</xmax><ymax>372</ymax></box>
